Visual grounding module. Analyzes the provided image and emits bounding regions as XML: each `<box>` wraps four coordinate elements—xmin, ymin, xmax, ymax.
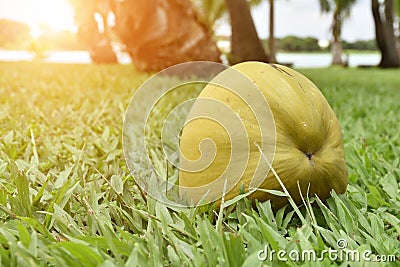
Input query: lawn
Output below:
<box><xmin>0</xmin><ymin>62</ymin><xmax>399</xmax><ymax>266</ymax></box>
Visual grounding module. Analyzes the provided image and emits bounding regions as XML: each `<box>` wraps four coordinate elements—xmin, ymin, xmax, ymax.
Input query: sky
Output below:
<box><xmin>0</xmin><ymin>0</ymin><xmax>76</xmax><ymax>36</ymax></box>
<box><xmin>0</xmin><ymin>0</ymin><xmax>375</xmax><ymax>42</ymax></box>
<box><xmin>250</xmin><ymin>0</ymin><xmax>375</xmax><ymax>41</ymax></box>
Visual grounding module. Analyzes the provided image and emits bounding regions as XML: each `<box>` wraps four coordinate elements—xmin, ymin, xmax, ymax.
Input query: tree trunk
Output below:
<box><xmin>72</xmin><ymin>0</ymin><xmax>118</xmax><ymax>64</ymax></box>
<box><xmin>224</xmin><ymin>0</ymin><xmax>268</xmax><ymax>64</ymax></box>
<box><xmin>114</xmin><ymin>0</ymin><xmax>221</xmax><ymax>71</ymax></box>
<box><xmin>89</xmin><ymin>36</ymin><xmax>118</xmax><ymax>64</ymax></box>
<box><xmin>331</xmin><ymin>9</ymin><xmax>343</xmax><ymax>65</ymax></box>
<box><xmin>268</xmin><ymin>0</ymin><xmax>276</xmax><ymax>63</ymax></box>
<box><xmin>371</xmin><ymin>0</ymin><xmax>400</xmax><ymax>68</ymax></box>
<box><xmin>331</xmin><ymin>40</ymin><xmax>343</xmax><ymax>65</ymax></box>
<box><xmin>397</xmin><ymin>21</ymin><xmax>400</xmax><ymax>56</ymax></box>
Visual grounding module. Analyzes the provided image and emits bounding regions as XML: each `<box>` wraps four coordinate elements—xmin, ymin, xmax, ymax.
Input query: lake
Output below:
<box><xmin>0</xmin><ymin>50</ymin><xmax>381</xmax><ymax>68</ymax></box>
<box><xmin>277</xmin><ymin>52</ymin><xmax>380</xmax><ymax>68</ymax></box>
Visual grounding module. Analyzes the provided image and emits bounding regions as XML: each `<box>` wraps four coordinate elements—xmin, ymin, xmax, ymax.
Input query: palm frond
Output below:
<box><xmin>248</xmin><ymin>0</ymin><xmax>263</xmax><ymax>6</ymax></box>
<box><xmin>319</xmin><ymin>0</ymin><xmax>333</xmax><ymax>13</ymax></box>
<box><xmin>193</xmin><ymin>0</ymin><xmax>226</xmax><ymax>29</ymax></box>
<box><xmin>336</xmin><ymin>0</ymin><xmax>358</xmax><ymax>20</ymax></box>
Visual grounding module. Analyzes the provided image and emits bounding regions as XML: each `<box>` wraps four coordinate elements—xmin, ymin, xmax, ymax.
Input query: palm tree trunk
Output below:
<box><xmin>268</xmin><ymin>0</ymin><xmax>276</xmax><ymax>63</ymax></box>
<box><xmin>71</xmin><ymin>0</ymin><xmax>118</xmax><ymax>64</ymax></box>
<box><xmin>371</xmin><ymin>0</ymin><xmax>400</xmax><ymax>68</ymax></box>
<box><xmin>224</xmin><ymin>0</ymin><xmax>268</xmax><ymax>64</ymax></box>
<box><xmin>331</xmin><ymin>9</ymin><xmax>343</xmax><ymax>65</ymax></box>
<box><xmin>113</xmin><ymin>0</ymin><xmax>221</xmax><ymax>71</ymax></box>
<box><xmin>397</xmin><ymin>21</ymin><xmax>400</xmax><ymax>56</ymax></box>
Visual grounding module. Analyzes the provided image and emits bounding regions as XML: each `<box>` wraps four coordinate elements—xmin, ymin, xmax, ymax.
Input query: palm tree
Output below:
<box><xmin>239</xmin><ymin>0</ymin><xmax>276</xmax><ymax>62</ymax></box>
<box><xmin>195</xmin><ymin>0</ymin><xmax>270</xmax><ymax>63</ymax></box>
<box><xmin>224</xmin><ymin>0</ymin><xmax>268</xmax><ymax>64</ymax></box>
<box><xmin>193</xmin><ymin>0</ymin><xmax>226</xmax><ymax>33</ymax></box>
<box><xmin>69</xmin><ymin>0</ymin><xmax>222</xmax><ymax>70</ymax></box>
<box><xmin>268</xmin><ymin>0</ymin><xmax>277</xmax><ymax>63</ymax></box>
<box><xmin>69</xmin><ymin>0</ymin><xmax>117</xmax><ymax>63</ymax></box>
<box><xmin>394</xmin><ymin>0</ymin><xmax>400</xmax><ymax>55</ymax></box>
<box><xmin>319</xmin><ymin>0</ymin><xmax>357</xmax><ymax>65</ymax></box>
<box><xmin>372</xmin><ymin>0</ymin><xmax>399</xmax><ymax>68</ymax></box>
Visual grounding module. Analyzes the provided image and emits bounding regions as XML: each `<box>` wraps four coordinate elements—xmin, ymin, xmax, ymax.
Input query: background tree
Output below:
<box><xmin>341</xmin><ymin>39</ymin><xmax>377</xmax><ymax>51</ymax></box>
<box><xmin>278</xmin><ymin>36</ymin><xmax>321</xmax><ymax>51</ymax></box>
<box><xmin>319</xmin><ymin>0</ymin><xmax>357</xmax><ymax>65</ymax></box>
<box><xmin>113</xmin><ymin>0</ymin><xmax>221</xmax><ymax>71</ymax></box>
<box><xmin>268</xmin><ymin>0</ymin><xmax>277</xmax><ymax>62</ymax></box>
<box><xmin>394</xmin><ymin>0</ymin><xmax>400</xmax><ymax>55</ymax></box>
<box><xmin>0</xmin><ymin>19</ymin><xmax>31</xmax><ymax>49</ymax></box>
<box><xmin>194</xmin><ymin>0</ymin><xmax>273</xmax><ymax>63</ymax></box>
<box><xmin>70</xmin><ymin>0</ymin><xmax>221</xmax><ymax>70</ymax></box>
<box><xmin>193</xmin><ymin>0</ymin><xmax>226</xmax><ymax>34</ymax></box>
<box><xmin>69</xmin><ymin>0</ymin><xmax>117</xmax><ymax>63</ymax></box>
<box><xmin>246</xmin><ymin>0</ymin><xmax>277</xmax><ymax>62</ymax></box>
<box><xmin>372</xmin><ymin>0</ymin><xmax>400</xmax><ymax>68</ymax></box>
<box><xmin>224</xmin><ymin>0</ymin><xmax>268</xmax><ymax>64</ymax></box>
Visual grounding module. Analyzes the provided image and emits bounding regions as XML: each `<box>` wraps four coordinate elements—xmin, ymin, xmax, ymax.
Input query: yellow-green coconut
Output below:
<box><xmin>178</xmin><ymin>61</ymin><xmax>347</xmax><ymax>209</ymax></box>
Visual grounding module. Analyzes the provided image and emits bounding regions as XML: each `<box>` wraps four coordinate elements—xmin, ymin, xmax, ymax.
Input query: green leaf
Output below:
<box><xmin>57</xmin><ymin>242</ymin><xmax>103</xmax><ymax>267</ymax></box>
<box><xmin>17</xmin><ymin>221</ymin><xmax>31</xmax><ymax>248</ymax></box>
<box><xmin>223</xmin><ymin>233</ymin><xmax>245</xmax><ymax>267</ymax></box>
<box><xmin>110</xmin><ymin>175</ymin><xmax>123</xmax><ymax>194</ymax></box>
<box><xmin>11</xmin><ymin>161</ymin><xmax>31</xmax><ymax>217</ymax></box>
<box><xmin>54</xmin><ymin>165</ymin><xmax>74</xmax><ymax>189</ymax></box>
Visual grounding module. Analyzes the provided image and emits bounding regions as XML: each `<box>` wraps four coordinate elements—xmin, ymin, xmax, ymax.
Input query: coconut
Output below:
<box><xmin>178</xmin><ymin>62</ymin><xmax>348</xmax><ymax>208</ymax></box>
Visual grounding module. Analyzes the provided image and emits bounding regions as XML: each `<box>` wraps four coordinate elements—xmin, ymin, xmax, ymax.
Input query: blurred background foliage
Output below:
<box><xmin>0</xmin><ymin>0</ymin><xmax>399</xmax><ymax>68</ymax></box>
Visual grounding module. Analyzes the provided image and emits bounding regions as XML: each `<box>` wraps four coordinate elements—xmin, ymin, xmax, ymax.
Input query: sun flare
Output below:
<box><xmin>3</xmin><ymin>0</ymin><xmax>76</xmax><ymax>37</ymax></box>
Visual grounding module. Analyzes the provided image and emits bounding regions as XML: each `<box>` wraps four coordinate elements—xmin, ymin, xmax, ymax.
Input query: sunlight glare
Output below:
<box><xmin>20</xmin><ymin>0</ymin><xmax>76</xmax><ymax>37</ymax></box>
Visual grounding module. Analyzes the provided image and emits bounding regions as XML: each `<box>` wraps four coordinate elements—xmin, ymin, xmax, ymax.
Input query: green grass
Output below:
<box><xmin>0</xmin><ymin>62</ymin><xmax>399</xmax><ymax>266</ymax></box>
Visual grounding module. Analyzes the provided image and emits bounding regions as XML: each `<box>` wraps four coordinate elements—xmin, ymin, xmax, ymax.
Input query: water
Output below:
<box><xmin>277</xmin><ymin>52</ymin><xmax>380</xmax><ymax>68</ymax></box>
<box><xmin>44</xmin><ymin>50</ymin><xmax>92</xmax><ymax>63</ymax></box>
<box><xmin>0</xmin><ymin>50</ymin><xmax>381</xmax><ymax>68</ymax></box>
<box><xmin>0</xmin><ymin>50</ymin><xmax>36</xmax><ymax>62</ymax></box>
<box><xmin>0</xmin><ymin>50</ymin><xmax>92</xmax><ymax>63</ymax></box>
